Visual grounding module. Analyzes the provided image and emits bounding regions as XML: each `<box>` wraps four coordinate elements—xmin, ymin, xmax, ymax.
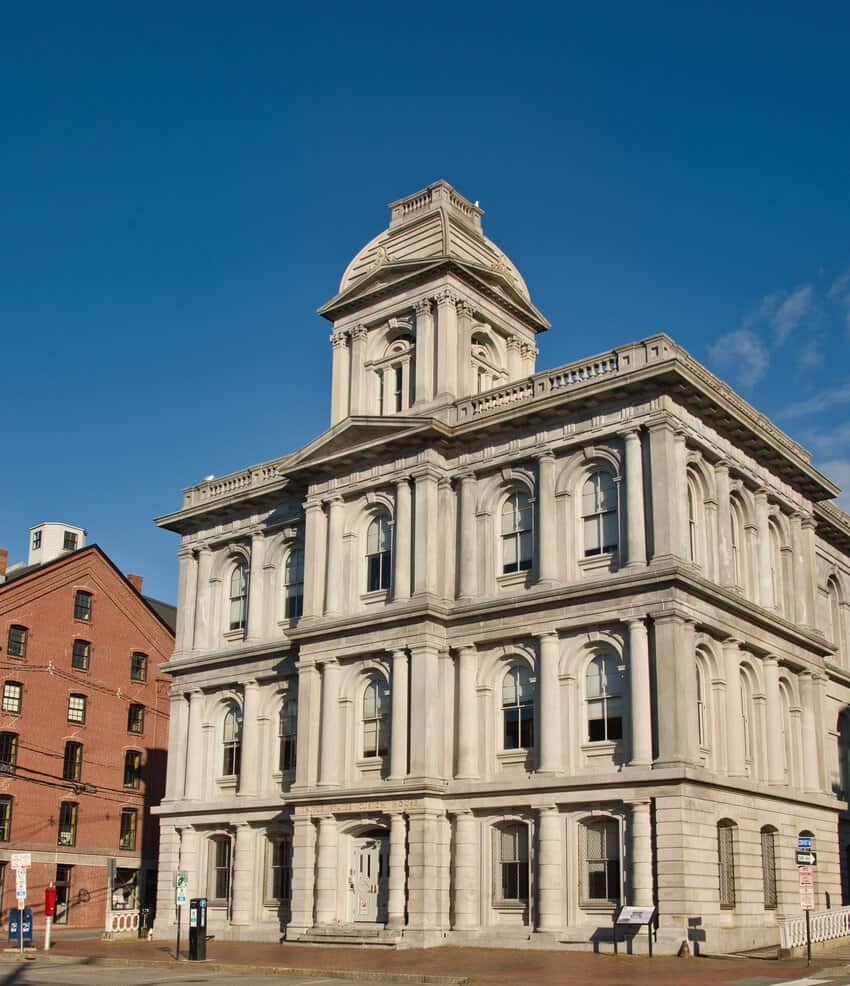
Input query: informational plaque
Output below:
<box><xmin>616</xmin><ymin>905</ymin><xmax>656</xmax><ymax>925</ymax></box>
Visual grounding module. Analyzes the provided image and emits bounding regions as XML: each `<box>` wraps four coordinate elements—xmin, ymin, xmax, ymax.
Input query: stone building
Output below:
<box><xmin>153</xmin><ymin>180</ymin><xmax>850</xmax><ymax>954</ymax></box>
<box><xmin>0</xmin><ymin>526</ymin><xmax>174</xmax><ymax>933</ymax></box>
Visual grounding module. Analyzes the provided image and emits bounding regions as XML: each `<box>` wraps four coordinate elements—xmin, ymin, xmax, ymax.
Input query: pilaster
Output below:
<box><xmin>535</xmin><ymin>631</ymin><xmax>561</xmax><ymax>773</ymax></box>
<box><xmin>536</xmin><ymin>453</ymin><xmax>557</xmax><ymax>584</ymax></box>
<box><xmin>414</xmin><ymin>300</ymin><xmax>434</xmax><ymax>405</ymax></box>
<box><xmin>435</xmin><ymin>288</ymin><xmax>459</xmax><ymax>398</ymax></box>
<box><xmin>623</xmin><ymin>429</ymin><xmax>647</xmax><ymax>568</ymax></box>
<box><xmin>176</xmin><ymin>548</ymin><xmax>198</xmax><ymax>654</ymax></box>
<box><xmin>723</xmin><ymin>639</ymin><xmax>746</xmax><ymax>777</ymax></box>
<box><xmin>349</xmin><ymin>325</ymin><xmax>368</xmax><ymax>415</ymax></box>
<box><xmin>246</xmin><ymin>533</ymin><xmax>266</xmax><ymax>640</ymax></box>
<box><xmin>389</xmin><ymin>649</ymin><xmax>409</xmax><ymax>781</ymax></box>
<box><xmin>324</xmin><ymin>496</ymin><xmax>344</xmax><ymax>616</ymax></box>
<box><xmin>455</xmin><ymin>646</ymin><xmax>479</xmax><ymax>779</ymax></box>
<box><xmin>393</xmin><ymin>478</ymin><xmax>412</xmax><ymax>601</ymax></box>
<box><xmin>184</xmin><ymin>689</ymin><xmax>205</xmax><ymax>800</ymax></box>
<box><xmin>629</xmin><ymin>800</ymin><xmax>653</xmax><ymax>907</ymax></box>
<box><xmin>315</xmin><ymin>815</ymin><xmax>338</xmax><ymax>924</ymax></box>
<box><xmin>238</xmin><ymin>680</ymin><xmax>261</xmax><ymax>797</ymax></box>
<box><xmin>230</xmin><ymin>822</ymin><xmax>258</xmax><ymax>925</ymax></box>
<box><xmin>318</xmin><ymin>660</ymin><xmax>341</xmax><ymax>787</ymax></box>
<box><xmin>536</xmin><ymin>806</ymin><xmax>563</xmax><ymax>932</ymax></box>
<box><xmin>457</xmin><ymin>472</ymin><xmax>478</xmax><ymax>600</ymax></box>
<box><xmin>330</xmin><ymin>330</ymin><xmax>350</xmax><ymax>424</ymax></box>
<box><xmin>626</xmin><ymin>617</ymin><xmax>652</xmax><ymax>766</ymax></box>
<box><xmin>387</xmin><ymin>812</ymin><xmax>407</xmax><ymax>929</ymax></box>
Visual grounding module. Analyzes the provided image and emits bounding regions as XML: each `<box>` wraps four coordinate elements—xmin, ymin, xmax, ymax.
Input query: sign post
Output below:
<box><xmin>798</xmin><ymin>835</ymin><xmax>815</xmax><ymax>965</ymax></box>
<box><xmin>613</xmin><ymin>905</ymin><xmax>656</xmax><ymax>957</ymax></box>
<box><xmin>11</xmin><ymin>854</ymin><xmax>31</xmax><ymax>955</ymax></box>
<box><xmin>174</xmin><ymin>871</ymin><xmax>188</xmax><ymax>961</ymax></box>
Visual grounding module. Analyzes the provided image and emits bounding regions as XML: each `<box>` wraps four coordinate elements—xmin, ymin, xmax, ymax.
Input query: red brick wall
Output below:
<box><xmin>0</xmin><ymin>547</ymin><xmax>173</xmax><ymax>929</ymax></box>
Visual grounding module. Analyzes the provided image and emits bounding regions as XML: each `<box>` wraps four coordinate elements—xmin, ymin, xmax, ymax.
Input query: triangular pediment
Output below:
<box><xmin>282</xmin><ymin>415</ymin><xmax>438</xmax><ymax>473</ymax></box>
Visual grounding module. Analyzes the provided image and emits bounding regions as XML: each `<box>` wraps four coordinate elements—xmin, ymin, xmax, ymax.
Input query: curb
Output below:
<box><xmin>0</xmin><ymin>952</ymin><xmax>471</xmax><ymax>985</ymax></box>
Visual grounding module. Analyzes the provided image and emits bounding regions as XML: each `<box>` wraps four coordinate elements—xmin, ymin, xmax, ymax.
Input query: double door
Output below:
<box><xmin>350</xmin><ymin>836</ymin><xmax>388</xmax><ymax>923</ymax></box>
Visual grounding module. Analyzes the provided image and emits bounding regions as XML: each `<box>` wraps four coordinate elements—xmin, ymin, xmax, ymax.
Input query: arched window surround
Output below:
<box><xmin>718</xmin><ymin>818</ymin><xmax>737</xmax><ymax>910</ymax></box>
<box><xmin>360</xmin><ymin>674</ymin><xmax>390</xmax><ymax>762</ymax></box>
<box><xmin>492</xmin><ymin>819</ymin><xmax>531</xmax><ymax>910</ymax></box>
<box><xmin>220</xmin><ymin>699</ymin><xmax>243</xmax><ymax>781</ymax></box>
<box><xmin>365</xmin><ymin>510</ymin><xmax>393</xmax><ymax>594</ymax></box>
<box><xmin>761</xmin><ymin>825</ymin><xmax>779</xmax><ymax>910</ymax></box>
<box><xmin>583</xmin><ymin>651</ymin><xmax>624</xmax><ymax>746</ymax></box>
<box><xmin>685</xmin><ymin>461</ymin><xmax>715</xmax><ymax>576</ymax></box>
<box><xmin>500</xmin><ymin>488</ymin><xmax>534</xmax><ymax>576</ymax></box>
<box><xmin>501</xmin><ymin>664</ymin><xmax>535</xmax><ymax>752</ymax></box>
<box><xmin>283</xmin><ymin>545</ymin><xmax>305</xmax><ymax>621</ymax></box>
<box><xmin>581</xmin><ymin>470</ymin><xmax>619</xmax><ymax>560</ymax></box>
<box><xmin>206</xmin><ymin>832</ymin><xmax>233</xmax><ymax>904</ymax></box>
<box><xmin>367</xmin><ymin>335</ymin><xmax>414</xmax><ymax>415</ymax></box>
<box><xmin>226</xmin><ymin>554</ymin><xmax>250</xmax><ymax>635</ymax></box>
<box><xmin>827</xmin><ymin>575</ymin><xmax>845</xmax><ymax>664</ymax></box>
<box><xmin>578</xmin><ymin>813</ymin><xmax>623</xmax><ymax>909</ymax></box>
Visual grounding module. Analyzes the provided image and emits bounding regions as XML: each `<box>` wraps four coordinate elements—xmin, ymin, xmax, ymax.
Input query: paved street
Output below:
<box><xmin>0</xmin><ymin>964</ymin><xmax>388</xmax><ymax>986</ymax></box>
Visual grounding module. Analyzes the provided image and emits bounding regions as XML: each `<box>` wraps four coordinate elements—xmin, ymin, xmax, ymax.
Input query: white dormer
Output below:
<box><xmin>28</xmin><ymin>522</ymin><xmax>87</xmax><ymax>566</ymax></box>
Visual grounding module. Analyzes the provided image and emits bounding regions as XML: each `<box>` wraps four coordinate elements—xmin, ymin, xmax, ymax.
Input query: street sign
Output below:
<box><xmin>175</xmin><ymin>870</ymin><xmax>188</xmax><ymax>906</ymax></box>
<box><xmin>796</xmin><ymin>850</ymin><xmax>818</xmax><ymax>866</ymax></box>
<box><xmin>798</xmin><ymin>835</ymin><xmax>813</xmax><ymax>850</ymax></box>
<box><xmin>15</xmin><ymin>869</ymin><xmax>26</xmax><ymax>900</ymax></box>
<box><xmin>10</xmin><ymin>853</ymin><xmax>31</xmax><ymax>870</ymax></box>
<box><xmin>799</xmin><ymin>864</ymin><xmax>815</xmax><ymax>910</ymax></box>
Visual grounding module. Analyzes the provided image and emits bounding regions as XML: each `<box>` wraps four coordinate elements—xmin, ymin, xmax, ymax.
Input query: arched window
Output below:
<box><xmin>730</xmin><ymin>501</ymin><xmax>743</xmax><ymax>588</ymax></box>
<box><xmin>586</xmin><ymin>654</ymin><xmax>623</xmax><ymax>742</ymax></box>
<box><xmin>687</xmin><ymin>485</ymin><xmax>698</xmax><ymax>563</ymax></box>
<box><xmin>366</xmin><ymin>513</ymin><xmax>392</xmax><ymax>592</ymax></box>
<box><xmin>718</xmin><ymin>819</ymin><xmax>736</xmax><ymax>909</ymax></box>
<box><xmin>769</xmin><ymin>523</ymin><xmax>783</xmax><ymax>611</ymax></box>
<box><xmin>696</xmin><ymin>660</ymin><xmax>708</xmax><ymax>749</ymax></box>
<box><xmin>582</xmin><ymin>472</ymin><xmax>618</xmax><ymax>557</ymax></box>
<box><xmin>502</xmin><ymin>666</ymin><xmax>534</xmax><ymax>750</ymax></box>
<box><xmin>229</xmin><ymin>560</ymin><xmax>249</xmax><ymax>631</ymax></box>
<box><xmin>780</xmin><ymin>682</ymin><xmax>794</xmax><ymax>785</ymax></box>
<box><xmin>582</xmin><ymin>818</ymin><xmax>621</xmax><ymax>905</ymax></box>
<box><xmin>362</xmin><ymin>679</ymin><xmax>389</xmax><ymax>758</ymax></box>
<box><xmin>496</xmin><ymin>823</ymin><xmax>529</xmax><ymax>903</ymax></box>
<box><xmin>284</xmin><ymin>548</ymin><xmax>304</xmax><ymax>620</ymax></box>
<box><xmin>278</xmin><ymin>697</ymin><xmax>297</xmax><ymax>772</ymax></box>
<box><xmin>501</xmin><ymin>489</ymin><xmax>533</xmax><ymax>574</ymax></box>
<box><xmin>828</xmin><ymin>577</ymin><xmax>843</xmax><ymax>654</ymax></box>
<box><xmin>208</xmin><ymin>835</ymin><xmax>232</xmax><ymax>902</ymax></box>
<box><xmin>740</xmin><ymin>674</ymin><xmax>754</xmax><ymax>771</ymax></box>
<box><xmin>761</xmin><ymin>826</ymin><xmax>778</xmax><ymax>909</ymax></box>
<box><xmin>222</xmin><ymin>703</ymin><xmax>242</xmax><ymax>776</ymax></box>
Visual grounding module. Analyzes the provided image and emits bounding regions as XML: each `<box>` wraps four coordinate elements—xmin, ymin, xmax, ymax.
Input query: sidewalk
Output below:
<box><xmin>26</xmin><ymin>935</ymin><xmax>850</xmax><ymax>986</ymax></box>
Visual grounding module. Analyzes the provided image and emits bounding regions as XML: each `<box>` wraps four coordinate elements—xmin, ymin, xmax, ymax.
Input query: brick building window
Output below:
<box><xmin>2</xmin><ymin>682</ymin><xmax>22</xmax><ymax>715</ymax></box>
<box><xmin>71</xmin><ymin>640</ymin><xmax>90</xmax><ymax>671</ymax></box>
<box><xmin>0</xmin><ymin>733</ymin><xmax>18</xmax><ymax>774</ymax></box>
<box><xmin>62</xmin><ymin>741</ymin><xmax>82</xmax><ymax>782</ymax></box>
<box><xmin>130</xmin><ymin>652</ymin><xmax>147</xmax><ymax>682</ymax></box>
<box><xmin>0</xmin><ymin>797</ymin><xmax>12</xmax><ymax>841</ymax></box>
<box><xmin>7</xmin><ymin>626</ymin><xmax>27</xmax><ymax>658</ymax></box>
<box><xmin>57</xmin><ymin>802</ymin><xmax>78</xmax><ymax>846</ymax></box>
<box><xmin>73</xmin><ymin>590</ymin><xmax>92</xmax><ymax>621</ymax></box>
<box><xmin>123</xmin><ymin>750</ymin><xmax>142</xmax><ymax>789</ymax></box>
<box><xmin>119</xmin><ymin>808</ymin><xmax>137</xmax><ymax>850</ymax></box>
<box><xmin>127</xmin><ymin>704</ymin><xmax>145</xmax><ymax>734</ymax></box>
<box><xmin>67</xmin><ymin>694</ymin><xmax>87</xmax><ymax>724</ymax></box>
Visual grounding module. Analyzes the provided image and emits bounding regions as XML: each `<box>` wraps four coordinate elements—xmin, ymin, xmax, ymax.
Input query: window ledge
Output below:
<box><xmin>360</xmin><ymin>590</ymin><xmax>389</xmax><ymax>604</ymax></box>
<box><xmin>578</xmin><ymin>554</ymin><xmax>618</xmax><ymax>575</ymax></box>
<box><xmin>580</xmin><ymin>741</ymin><xmax>621</xmax><ymax>756</ymax></box>
<box><xmin>497</xmin><ymin>749</ymin><xmax>533</xmax><ymax>766</ymax></box>
<box><xmin>497</xmin><ymin>571</ymin><xmax>533</xmax><ymax>589</ymax></box>
<box><xmin>217</xmin><ymin>775</ymin><xmax>238</xmax><ymax>789</ymax></box>
<box><xmin>580</xmin><ymin>901</ymin><xmax>618</xmax><ymax>912</ymax></box>
<box><xmin>356</xmin><ymin>757</ymin><xmax>387</xmax><ymax>769</ymax></box>
<box><xmin>223</xmin><ymin>628</ymin><xmax>246</xmax><ymax>643</ymax></box>
<box><xmin>493</xmin><ymin>900</ymin><xmax>527</xmax><ymax>911</ymax></box>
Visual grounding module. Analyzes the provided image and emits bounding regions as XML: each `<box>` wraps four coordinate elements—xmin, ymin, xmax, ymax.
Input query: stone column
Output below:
<box><xmin>673</xmin><ymin>431</ymin><xmax>690</xmax><ymax>559</ymax></box>
<box><xmin>627</xmin><ymin>618</ymin><xmax>653</xmax><ymax>766</ymax></box>
<box><xmin>193</xmin><ymin>547</ymin><xmax>214</xmax><ymax>650</ymax></box>
<box><xmin>653</xmin><ymin>614</ymin><xmax>698</xmax><ymax>765</ymax></box>
<box><xmin>184</xmin><ymin>689</ymin><xmax>205</xmax><ymax>800</ymax></box>
<box><xmin>293</xmin><ymin>662</ymin><xmax>318</xmax><ymax>789</ymax></box>
<box><xmin>302</xmin><ymin>499</ymin><xmax>327</xmax><ymax>620</ymax></box>
<box><xmin>456</xmin><ymin>300</ymin><xmax>474</xmax><ymax>395</ymax></box>
<box><xmin>389</xmin><ymin>649</ymin><xmax>409</xmax><ymax>781</ymax></box>
<box><xmin>755</xmin><ymin>489</ymin><xmax>773</xmax><ymax>608</ymax></box>
<box><xmin>723</xmin><ymin>640</ymin><xmax>746</xmax><ymax>777</ymax></box>
<box><xmin>324</xmin><ymin>496</ymin><xmax>344</xmax><ymax>616</ymax></box>
<box><xmin>536</xmin><ymin>632</ymin><xmax>561</xmax><ymax>773</ymax></box>
<box><xmin>330</xmin><ymin>331</ymin><xmax>350</xmax><ymax>424</ymax></box>
<box><xmin>457</xmin><ymin>473</ymin><xmax>478</xmax><ymax>600</ymax></box>
<box><xmin>409</xmin><ymin>645</ymin><xmax>440</xmax><ymax>780</ymax></box>
<box><xmin>349</xmin><ymin>325</ymin><xmax>368</xmax><ymax>415</ymax></box>
<box><xmin>647</xmin><ymin>420</ymin><xmax>681</xmax><ymax>561</ymax></box>
<box><xmin>393</xmin><ymin>478</ymin><xmax>412</xmax><ymax>601</ymax></box>
<box><xmin>414</xmin><ymin>300</ymin><xmax>434</xmax><ymax>405</ymax></box>
<box><xmin>506</xmin><ymin>335</ymin><xmax>523</xmax><ymax>379</ymax></box>
<box><xmin>790</xmin><ymin>512</ymin><xmax>807</xmax><ymax>624</ymax></box>
<box><xmin>537</xmin><ymin>452</ymin><xmax>557</xmax><ymax>584</ymax></box>
<box><xmin>165</xmin><ymin>693</ymin><xmax>189</xmax><ymax>800</ymax></box>
<box><xmin>407</xmin><ymin>811</ymin><xmax>439</xmax><ymax>931</ymax></box>
<box><xmin>382</xmin><ymin>364</ymin><xmax>395</xmax><ymax>415</ymax></box>
<box><xmin>714</xmin><ymin>461</ymin><xmax>733</xmax><ymax>585</ymax></box>
<box><xmin>455</xmin><ymin>647</ymin><xmax>479</xmax><ymax>779</ymax></box>
<box><xmin>763</xmin><ymin>656</ymin><xmax>784</xmax><ymax>785</ymax></box>
<box><xmin>230</xmin><ymin>823</ymin><xmax>257</xmax><ymax>925</ymax></box>
<box><xmin>624</xmin><ymin>429</ymin><xmax>647</xmax><ymax>568</ymax></box>
<box><xmin>802</xmin><ymin>516</ymin><xmax>818</xmax><ymax>629</ymax></box>
<box><xmin>435</xmin><ymin>289</ymin><xmax>459</xmax><ymax>398</ymax></box>
<box><xmin>629</xmin><ymin>800</ymin><xmax>653</xmax><ymax>907</ymax></box>
<box><xmin>799</xmin><ymin>671</ymin><xmax>823</xmax><ymax>792</ymax></box>
<box><xmin>176</xmin><ymin>548</ymin><xmax>198</xmax><ymax>654</ymax></box>
<box><xmin>387</xmin><ymin>812</ymin><xmax>407</xmax><ymax>929</ymax></box>
<box><xmin>413</xmin><ymin>469</ymin><xmax>439</xmax><ymax>596</ymax></box>
<box><xmin>178</xmin><ymin>827</ymin><xmax>201</xmax><ymax>910</ymax></box>
<box><xmin>238</xmin><ymin>680</ymin><xmax>261</xmax><ymax>797</ymax></box>
<box><xmin>536</xmin><ymin>806</ymin><xmax>563</xmax><ymax>932</ymax></box>
<box><xmin>289</xmin><ymin>815</ymin><xmax>316</xmax><ymax>933</ymax></box>
<box><xmin>451</xmin><ymin>810</ymin><xmax>479</xmax><ymax>930</ymax></box>
<box><xmin>521</xmin><ymin>341</ymin><xmax>538</xmax><ymax>375</ymax></box>
<box><xmin>318</xmin><ymin>660</ymin><xmax>341</xmax><ymax>786</ymax></box>
<box><xmin>153</xmin><ymin>824</ymin><xmax>180</xmax><ymax>932</ymax></box>
<box><xmin>246</xmin><ymin>533</ymin><xmax>266</xmax><ymax>641</ymax></box>
<box><xmin>315</xmin><ymin>815</ymin><xmax>338</xmax><ymax>924</ymax></box>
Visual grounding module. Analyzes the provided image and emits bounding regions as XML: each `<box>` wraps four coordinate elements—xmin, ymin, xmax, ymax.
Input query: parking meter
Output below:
<box><xmin>187</xmin><ymin>898</ymin><xmax>207</xmax><ymax>960</ymax></box>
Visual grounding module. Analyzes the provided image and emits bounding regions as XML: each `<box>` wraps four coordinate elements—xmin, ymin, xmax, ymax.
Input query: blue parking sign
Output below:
<box><xmin>798</xmin><ymin>835</ymin><xmax>812</xmax><ymax>850</ymax></box>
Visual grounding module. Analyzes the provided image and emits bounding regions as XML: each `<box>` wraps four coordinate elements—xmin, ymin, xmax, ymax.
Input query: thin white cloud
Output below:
<box><xmin>781</xmin><ymin>381</ymin><xmax>850</xmax><ymax>419</ymax></box>
<box><xmin>771</xmin><ymin>284</ymin><xmax>814</xmax><ymax>344</ymax></box>
<box><xmin>798</xmin><ymin>340</ymin><xmax>824</xmax><ymax>369</ymax></box>
<box><xmin>707</xmin><ymin>329</ymin><xmax>769</xmax><ymax>387</ymax></box>
<box><xmin>828</xmin><ymin>267</ymin><xmax>850</xmax><ymax>300</ymax></box>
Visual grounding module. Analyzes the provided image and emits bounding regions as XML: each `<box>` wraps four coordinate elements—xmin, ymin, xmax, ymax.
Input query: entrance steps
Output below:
<box><xmin>291</xmin><ymin>922</ymin><xmax>404</xmax><ymax>947</ymax></box>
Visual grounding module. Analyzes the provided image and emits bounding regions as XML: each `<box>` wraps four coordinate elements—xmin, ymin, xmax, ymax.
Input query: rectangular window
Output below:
<box><xmin>67</xmin><ymin>694</ymin><xmax>87</xmax><ymax>724</ymax></box>
<box><xmin>127</xmin><ymin>704</ymin><xmax>145</xmax><ymax>734</ymax></box>
<box><xmin>119</xmin><ymin>808</ymin><xmax>137</xmax><ymax>850</ymax></box>
<box><xmin>73</xmin><ymin>590</ymin><xmax>92</xmax><ymax>621</ymax></box>
<box><xmin>123</xmin><ymin>750</ymin><xmax>142</xmax><ymax>789</ymax></box>
<box><xmin>57</xmin><ymin>802</ymin><xmax>78</xmax><ymax>847</ymax></box>
<box><xmin>497</xmin><ymin>826</ymin><xmax>529</xmax><ymax>903</ymax></box>
<box><xmin>0</xmin><ymin>733</ymin><xmax>18</xmax><ymax>774</ymax></box>
<box><xmin>2</xmin><ymin>682</ymin><xmax>22</xmax><ymax>715</ymax></box>
<box><xmin>62</xmin><ymin>741</ymin><xmax>82</xmax><ymax>782</ymax></box>
<box><xmin>7</xmin><ymin>626</ymin><xmax>27</xmax><ymax>658</ymax></box>
<box><xmin>761</xmin><ymin>828</ymin><xmax>777</xmax><ymax>910</ymax></box>
<box><xmin>71</xmin><ymin>639</ymin><xmax>90</xmax><ymax>671</ymax></box>
<box><xmin>55</xmin><ymin>864</ymin><xmax>72</xmax><ymax>924</ymax></box>
<box><xmin>208</xmin><ymin>838</ymin><xmax>231</xmax><ymax>901</ymax></box>
<box><xmin>583</xmin><ymin>819</ymin><xmax>621</xmax><ymax>905</ymax></box>
<box><xmin>63</xmin><ymin>531</ymin><xmax>78</xmax><ymax>551</ymax></box>
<box><xmin>0</xmin><ymin>797</ymin><xmax>12</xmax><ymax>841</ymax></box>
<box><xmin>718</xmin><ymin>823</ymin><xmax>736</xmax><ymax>909</ymax></box>
<box><xmin>32</xmin><ymin>531</ymin><xmax>42</xmax><ymax>550</ymax></box>
<box><xmin>267</xmin><ymin>837</ymin><xmax>292</xmax><ymax>901</ymax></box>
<box><xmin>130</xmin><ymin>652</ymin><xmax>148</xmax><ymax>682</ymax></box>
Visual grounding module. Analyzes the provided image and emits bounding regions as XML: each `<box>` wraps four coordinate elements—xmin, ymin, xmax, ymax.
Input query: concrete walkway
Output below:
<box><xmin>15</xmin><ymin>936</ymin><xmax>850</xmax><ymax>986</ymax></box>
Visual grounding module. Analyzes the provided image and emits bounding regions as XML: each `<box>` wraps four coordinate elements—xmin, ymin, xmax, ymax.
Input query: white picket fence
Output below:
<box><xmin>779</xmin><ymin>905</ymin><xmax>850</xmax><ymax>949</ymax></box>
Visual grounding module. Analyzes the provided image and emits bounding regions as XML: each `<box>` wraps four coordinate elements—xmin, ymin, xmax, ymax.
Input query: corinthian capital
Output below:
<box><xmin>434</xmin><ymin>287</ymin><xmax>460</xmax><ymax>306</ymax></box>
<box><xmin>330</xmin><ymin>331</ymin><xmax>349</xmax><ymax>350</ymax></box>
<box><xmin>414</xmin><ymin>299</ymin><xmax>433</xmax><ymax>318</ymax></box>
<box><xmin>350</xmin><ymin>324</ymin><xmax>368</xmax><ymax>342</ymax></box>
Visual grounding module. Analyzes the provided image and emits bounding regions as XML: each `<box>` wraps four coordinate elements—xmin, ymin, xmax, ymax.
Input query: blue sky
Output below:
<box><xmin>3</xmin><ymin>2</ymin><xmax>849</xmax><ymax>603</ymax></box>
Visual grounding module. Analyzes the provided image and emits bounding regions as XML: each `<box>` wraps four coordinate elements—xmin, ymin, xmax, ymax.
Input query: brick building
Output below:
<box><xmin>0</xmin><ymin>523</ymin><xmax>174</xmax><ymax>932</ymax></box>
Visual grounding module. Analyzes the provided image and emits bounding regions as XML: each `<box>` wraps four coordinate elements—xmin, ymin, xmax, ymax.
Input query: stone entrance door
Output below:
<box><xmin>350</xmin><ymin>834</ymin><xmax>388</xmax><ymax>923</ymax></box>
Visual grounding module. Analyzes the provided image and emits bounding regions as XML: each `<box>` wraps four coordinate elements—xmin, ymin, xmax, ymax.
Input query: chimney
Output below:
<box><xmin>0</xmin><ymin>549</ymin><xmax>7</xmax><ymax>581</ymax></box>
<box><xmin>127</xmin><ymin>574</ymin><xmax>144</xmax><ymax>593</ymax></box>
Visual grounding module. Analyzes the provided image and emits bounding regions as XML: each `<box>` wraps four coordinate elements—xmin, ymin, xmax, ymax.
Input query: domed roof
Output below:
<box><xmin>337</xmin><ymin>180</ymin><xmax>532</xmax><ymax>303</ymax></box>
